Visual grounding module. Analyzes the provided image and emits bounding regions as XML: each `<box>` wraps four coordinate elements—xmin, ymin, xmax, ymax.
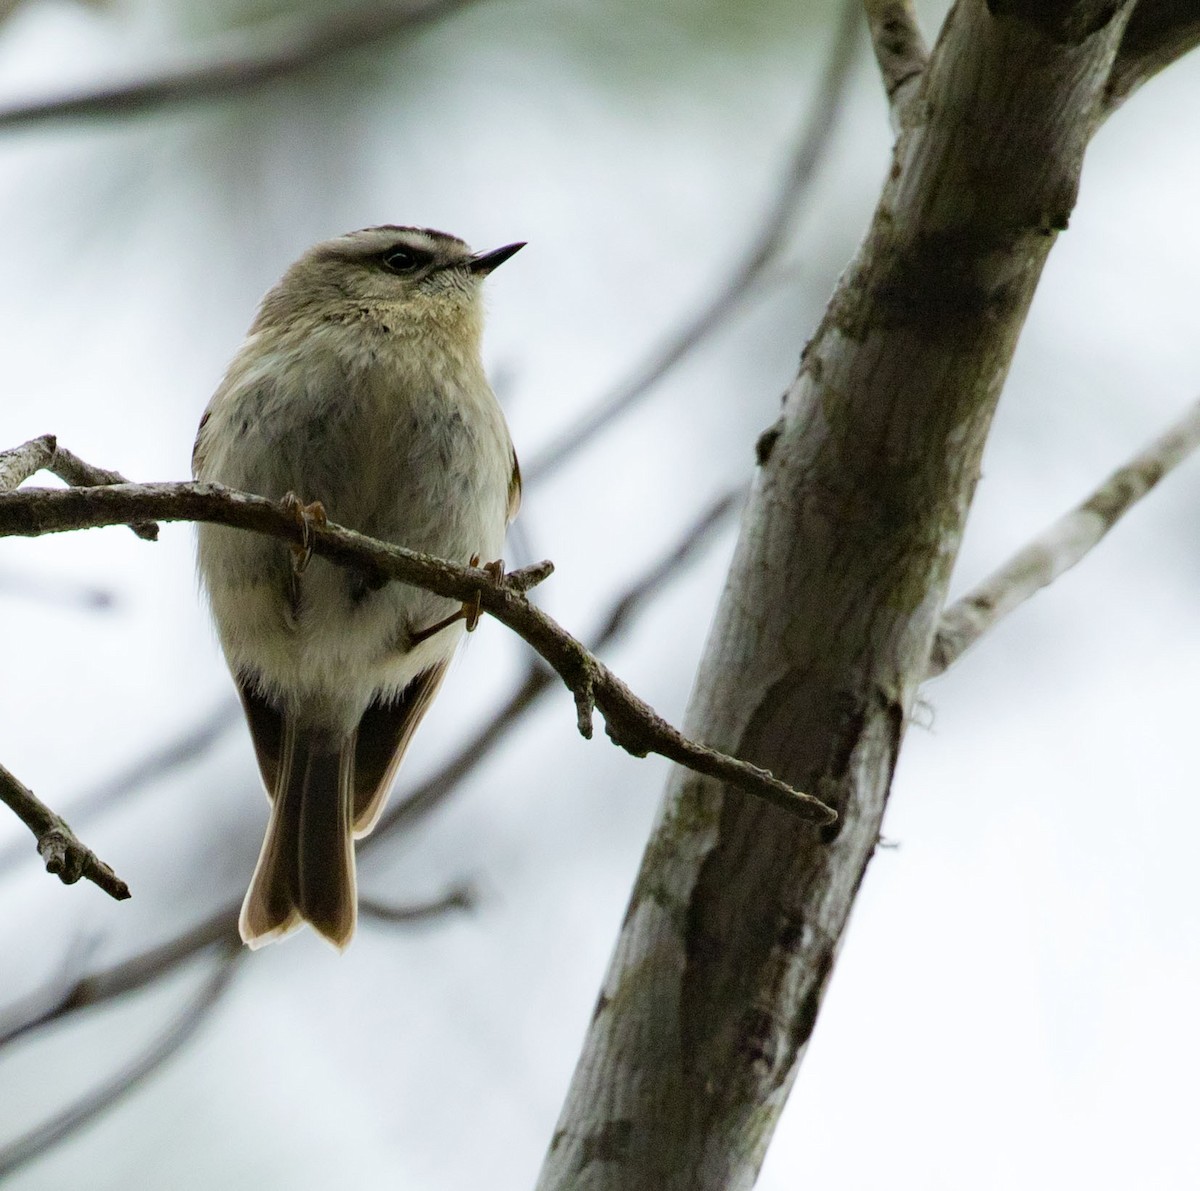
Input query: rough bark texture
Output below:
<box><xmin>537</xmin><ymin>2</ymin><xmax>1134</xmax><ymax>1188</ymax></box>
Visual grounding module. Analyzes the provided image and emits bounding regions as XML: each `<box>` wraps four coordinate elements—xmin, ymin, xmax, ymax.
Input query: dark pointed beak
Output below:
<box><xmin>468</xmin><ymin>241</ymin><xmax>526</xmax><ymax>275</ymax></box>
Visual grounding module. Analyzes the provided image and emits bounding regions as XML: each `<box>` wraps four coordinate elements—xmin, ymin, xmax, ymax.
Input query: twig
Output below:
<box><xmin>0</xmin><ymin>699</ymin><xmax>241</xmax><ymax>881</ymax></box>
<box><xmin>928</xmin><ymin>396</ymin><xmax>1200</xmax><ymax>678</ymax></box>
<box><xmin>522</xmin><ymin>0</ymin><xmax>861</xmax><ymax>485</ymax></box>
<box><xmin>0</xmin><ymin>436</ymin><xmax>56</xmax><ymax>492</ymax></box>
<box><xmin>0</xmin><ymin>0</ymin><xmax>482</xmax><ymax>133</ymax></box>
<box><xmin>359</xmin><ymin>883</ymin><xmax>476</xmax><ymax>923</ymax></box>
<box><xmin>0</xmin><ymin>948</ymin><xmax>241</xmax><ymax>1181</ymax></box>
<box><xmin>0</xmin><ymin>434</ymin><xmax>157</xmax><ymax>538</ymax></box>
<box><xmin>1105</xmin><ymin>0</ymin><xmax>1200</xmax><ymax>115</ymax></box>
<box><xmin>0</xmin><ymin>487</ymin><xmax>742</xmax><ymax>1046</ymax></box>
<box><xmin>0</xmin><ymin>762</ymin><xmax>130</xmax><ymax>901</ymax></box>
<box><xmin>864</xmin><ymin>0</ymin><xmax>928</xmax><ymax>131</ymax></box>
<box><xmin>0</xmin><ymin>477</ymin><xmax>835</xmax><ymax>824</ymax></box>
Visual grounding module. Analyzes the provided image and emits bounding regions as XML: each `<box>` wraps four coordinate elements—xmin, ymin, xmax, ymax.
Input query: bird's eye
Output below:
<box><xmin>381</xmin><ymin>246</ymin><xmax>430</xmax><ymax>273</ymax></box>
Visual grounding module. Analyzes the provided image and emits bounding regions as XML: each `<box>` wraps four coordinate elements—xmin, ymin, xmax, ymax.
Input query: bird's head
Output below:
<box><xmin>252</xmin><ymin>226</ymin><xmax>525</xmax><ymax>345</ymax></box>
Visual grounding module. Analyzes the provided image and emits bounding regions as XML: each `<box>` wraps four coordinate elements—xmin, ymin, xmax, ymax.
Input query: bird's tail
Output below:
<box><xmin>239</xmin><ymin>720</ymin><xmax>357</xmax><ymax>950</ymax></box>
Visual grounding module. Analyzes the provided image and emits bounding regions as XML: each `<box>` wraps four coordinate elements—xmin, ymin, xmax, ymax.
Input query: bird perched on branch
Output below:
<box><xmin>193</xmin><ymin>226</ymin><xmax>524</xmax><ymax>950</ymax></box>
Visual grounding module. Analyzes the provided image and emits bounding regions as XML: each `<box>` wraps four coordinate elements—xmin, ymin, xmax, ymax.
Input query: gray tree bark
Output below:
<box><xmin>536</xmin><ymin>2</ymin><xmax>1158</xmax><ymax>1187</ymax></box>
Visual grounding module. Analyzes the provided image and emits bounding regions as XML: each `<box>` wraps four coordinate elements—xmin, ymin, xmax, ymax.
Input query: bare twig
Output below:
<box><xmin>0</xmin><ymin>0</ymin><xmax>482</xmax><ymax>133</ymax></box>
<box><xmin>522</xmin><ymin>0</ymin><xmax>861</xmax><ymax>485</ymax></box>
<box><xmin>928</xmin><ymin>396</ymin><xmax>1200</xmax><ymax>678</ymax></box>
<box><xmin>0</xmin><ymin>699</ymin><xmax>241</xmax><ymax>881</ymax></box>
<box><xmin>1105</xmin><ymin>0</ymin><xmax>1200</xmax><ymax>114</ymax></box>
<box><xmin>0</xmin><ymin>762</ymin><xmax>129</xmax><ymax>901</ymax></box>
<box><xmin>864</xmin><ymin>0</ymin><xmax>929</xmax><ymax>131</ymax></box>
<box><xmin>0</xmin><ymin>948</ymin><xmax>241</xmax><ymax>1181</ymax></box>
<box><xmin>0</xmin><ymin>487</ymin><xmax>742</xmax><ymax>1046</ymax></box>
<box><xmin>0</xmin><ymin>477</ymin><xmax>834</xmax><ymax>823</ymax></box>
<box><xmin>359</xmin><ymin>883</ymin><xmax>476</xmax><ymax>923</ymax></box>
<box><xmin>0</xmin><ymin>434</ymin><xmax>157</xmax><ymax>539</ymax></box>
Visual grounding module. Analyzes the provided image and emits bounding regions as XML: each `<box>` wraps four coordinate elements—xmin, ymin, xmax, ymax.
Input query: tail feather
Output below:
<box><xmin>296</xmin><ymin>739</ymin><xmax>356</xmax><ymax>948</ymax></box>
<box><xmin>239</xmin><ymin>721</ymin><xmax>357</xmax><ymax>951</ymax></box>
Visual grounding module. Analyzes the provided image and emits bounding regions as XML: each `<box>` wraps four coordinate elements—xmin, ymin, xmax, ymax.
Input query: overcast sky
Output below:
<box><xmin>1</xmin><ymin>2</ymin><xmax>1198</xmax><ymax>1188</ymax></box>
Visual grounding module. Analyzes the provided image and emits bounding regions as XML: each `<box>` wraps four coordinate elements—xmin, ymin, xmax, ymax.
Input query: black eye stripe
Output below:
<box><xmin>381</xmin><ymin>245</ymin><xmax>433</xmax><ymax>273</ymax></box>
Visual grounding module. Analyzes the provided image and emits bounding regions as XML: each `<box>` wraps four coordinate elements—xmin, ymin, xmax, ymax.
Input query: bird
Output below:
<box><xmin>193</xmin><ymin>226</ymin><xmax>523</xmax><ymax>950</ymax></box>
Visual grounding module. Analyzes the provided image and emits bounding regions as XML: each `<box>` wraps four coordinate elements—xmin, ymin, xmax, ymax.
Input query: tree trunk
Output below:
<box><xmin>537</xmin><ymin>2</ymin><xmax>1135</xmax><ymax>1187</ymax></box>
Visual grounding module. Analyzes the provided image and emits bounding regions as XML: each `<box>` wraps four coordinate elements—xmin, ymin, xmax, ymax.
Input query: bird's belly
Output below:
<box><xmin>197</xmin><ymin>371</ymin><xmax>510</xmax><ymax>726</ymax></box>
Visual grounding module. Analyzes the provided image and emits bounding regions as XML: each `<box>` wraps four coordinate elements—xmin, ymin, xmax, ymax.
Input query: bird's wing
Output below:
<box><xmin>351</xmin><ymin>658</ymin><xmax>452</xmax><ymax>838</ymax></box>
<box><xmin>191</xmin><ymin>408</ymin><xmax>212</xmax><ymax>478</ymax></box>
<box><xmin>507</xmin><ymin>448</ymin><xmax>522</xmax><ymax>523</ymax></box>
<box><xmin>237</xmin><ymin>674</ymin><xmax>286</xmax><ymax>801</ymax></box>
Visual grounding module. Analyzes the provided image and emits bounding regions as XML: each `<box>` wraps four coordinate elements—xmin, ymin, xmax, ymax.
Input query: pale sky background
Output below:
<box><xmin>0</xmin><ymin>1</ymin><xmax>1198</xmax><ymax>1188</ymax></box>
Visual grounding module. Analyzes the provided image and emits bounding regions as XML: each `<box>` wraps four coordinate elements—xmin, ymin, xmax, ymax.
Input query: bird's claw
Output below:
<box><xmin>463</xmin><ymin>555</ymin><xmax>505</xmax><ymax>632</ymax></box>
<box><xmin>281</xmin><ymin>493</ymin><xmax>327</xmax><ymax>574</ymax></box>
<box><xmin>411</xmin><ymin>555</ymin><xmax>505</xmax><ymax>645</ymax></box>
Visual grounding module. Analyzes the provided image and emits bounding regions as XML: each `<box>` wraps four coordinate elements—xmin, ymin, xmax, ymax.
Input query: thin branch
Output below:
<box><xmin>0</xmin><ymin>914</ymin><xmax>234</xmax><ymax>1049</ymax></box>
<box><xmin>0</xmin><ymin>477</ymin><xmax>834</xmax><ymax>824</ymax></box>
<box><xmin>0</xmin><ymin>762</ymin><xmax>130</xmax><ymax>901</ymax></box>
<box><xmin>864</xmin><ymin>0</ymin><xmax>929</xmax><ymax>131</ymax></box>
<box><xmin>0</xmin><ymin>699</ymin><xmax>241</xmax><ymax>881</ymax></box>
<box><xmin>373</xmin><ymin>486</ymin><xmax>745</xmax><ymax>845</ymax></box>
<box><xmin>0</xmin><ymin>487</ymin><xmax>742</xmax><ymax>1046</ymax></box>
<box><xmin>359</xmin><ymin>882</ymin><xmax>476</xmax><ymax>923</ymax></box>
<box><xmin>522</xmin><ymin>0</ymin><xmax>862</xmax><ymax>486</ymax></box>
<box><xmin>1104</xmin><ymin>0</ymin><xmax>1200</xmax><ymax>115</ymax></box>
<box><xmin>0</xmin><ymin>949</ymin><xmax>241</xmax><ymax>1181</ymax></box>
<box><xmin>0</xmin><ymin>886</ymin><xmax>469</xmax><ymax>1051</ymax></box>
<box><xmin>928</xmin><ymin>395</ymin><xmax>1200</xmax><ymax>678</ymax></box>
<box><xmin>0</xmin><ymin>0</ymin><xmax>482</xmax><ymax>133</ymax></box>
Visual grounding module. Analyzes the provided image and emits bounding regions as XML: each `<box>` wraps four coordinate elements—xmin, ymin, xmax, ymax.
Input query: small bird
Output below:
<box><xmin>193</xmin><ymin>226</ymin><xmax>523</xmax><ymax>950</ymax></box>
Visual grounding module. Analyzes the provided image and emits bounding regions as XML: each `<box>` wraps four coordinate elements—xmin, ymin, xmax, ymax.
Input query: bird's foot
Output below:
<box><xmin>410</xmin><ymin>555</ymin><xmax>505</xmax><ymax>645</ymax></box>
<box><xmin>281</xmin><ymin>493</ymin><xmax>327</xmax><ymax>574</ymax></box>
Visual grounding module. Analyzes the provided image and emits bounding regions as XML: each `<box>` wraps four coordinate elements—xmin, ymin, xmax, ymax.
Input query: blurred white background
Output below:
<box><xmin>0</xmin><ymin>1</ymin><xmax>1197</xmax><ymax>1187</ymax></box>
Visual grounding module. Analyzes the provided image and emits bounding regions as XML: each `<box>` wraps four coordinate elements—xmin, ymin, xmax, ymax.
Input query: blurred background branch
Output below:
<box><xmin>0</xmin><ymin>700</ymin><xmax>241</xmax><ymax>881</ymax></box>
<box><xmin>0</xmin><ymin>947</ymin><xmax>243</xmax><ymax>1181</ymax></box>
<box><xmin>0</xmin><ymin>0</ymin><xmax>483</xmax><ymax>132</ymax></box>
<box><xmin>523</xmin><ymin>0</ymin><xmax>862</xmax><ymax>484</ymax></box>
